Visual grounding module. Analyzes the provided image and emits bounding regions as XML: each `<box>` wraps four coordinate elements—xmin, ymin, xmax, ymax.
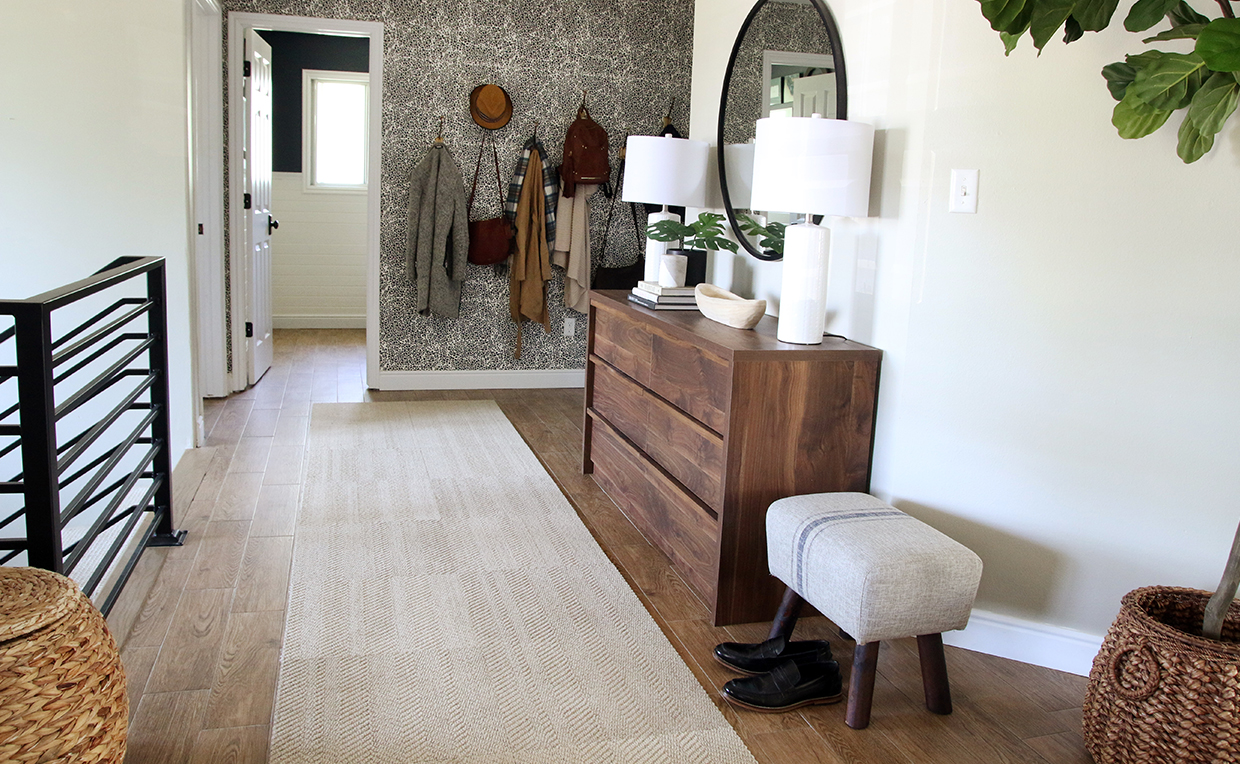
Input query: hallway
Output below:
<box><xmin>107</xmin><ymin>329</ymin><xmax>1091</xmax><ymax>764</ymax></box>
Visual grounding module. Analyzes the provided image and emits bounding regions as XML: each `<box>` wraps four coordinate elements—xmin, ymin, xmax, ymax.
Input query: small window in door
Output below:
<box><xmin>302</xmin><ymin>69</ymin><xmax>369</xmax><ymax>191</ymax></box>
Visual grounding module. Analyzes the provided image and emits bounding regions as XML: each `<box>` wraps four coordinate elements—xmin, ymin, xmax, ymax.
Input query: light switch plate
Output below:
<box><xmin>950</xmin><ymin>169</ymin><xmax>979</xmax><ymax>214</ymax></box>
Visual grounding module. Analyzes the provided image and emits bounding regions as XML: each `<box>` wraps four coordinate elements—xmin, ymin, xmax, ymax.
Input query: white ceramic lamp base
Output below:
<box><xmin>643</xmin><ymin>210</ymin><xmax>678</xmax><ymax>284</ymax></box>
<box><xmin>776</xmin><ymin>222</ymin><xmax>831</xmax><ymax>345</ymax></box>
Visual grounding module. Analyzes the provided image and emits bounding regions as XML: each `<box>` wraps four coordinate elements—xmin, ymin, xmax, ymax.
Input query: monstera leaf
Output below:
<box><xmin>647</xmin><ymin>213</ymin><xmax>739</xmax><ymax>254</ymax></box>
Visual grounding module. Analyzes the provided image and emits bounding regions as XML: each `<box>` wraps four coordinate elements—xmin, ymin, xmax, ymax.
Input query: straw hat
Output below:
<box><xmin>470</xmin><ymin>84</ymin><xmax>513</xmax><ymax>130</ymax></box>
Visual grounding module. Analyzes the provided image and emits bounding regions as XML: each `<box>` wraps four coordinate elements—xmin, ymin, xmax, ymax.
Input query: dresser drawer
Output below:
<box><xmin>592</xmin><ymin>303</ymin><xmax>652</xmax><ymax>387</ymax></box>
<box><xmin>589</xmin><ymin>415</ymin><xmax>720</xmax><ymax>601</ymax></box>
<box><xmin>591</xmin><ymin>359</ymin><xmax>725</xmax><ymax>511</ymax></box>
<box><xmin>592</xmin><ymin>303</ymin><xmax>730</xmax><ymax>433</ymax></box>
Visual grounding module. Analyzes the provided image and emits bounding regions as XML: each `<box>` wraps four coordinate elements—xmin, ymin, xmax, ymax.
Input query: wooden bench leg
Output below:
<box><xmin>767</xmin><ymin>587</ymin><xmax>804</xmax><ymax>641</ymax></box>
<box><xmin>846</xmin><ymin>641</ymin><xmax>880</xmax><ymax>729</ymax></box>
<box><xmin>917</xmin><ymin>633</ymin><xmax>952</xmax><ymax>715</ymax></box>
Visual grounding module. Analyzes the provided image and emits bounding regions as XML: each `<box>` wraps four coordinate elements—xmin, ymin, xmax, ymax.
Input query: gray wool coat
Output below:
<box><xmin>406</xmin><ymin>144</ymin><xmax>470</xmax><ymax>317</ymax></box>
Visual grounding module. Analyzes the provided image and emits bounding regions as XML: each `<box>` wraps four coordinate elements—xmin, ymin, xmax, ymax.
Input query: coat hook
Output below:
<box><xmin>434</xmin><ymin>115</ymin><xmax>445</xmax><ymax>143</ymax></box>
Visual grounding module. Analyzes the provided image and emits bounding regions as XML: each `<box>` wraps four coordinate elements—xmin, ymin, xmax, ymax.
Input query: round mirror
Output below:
<box><xmin>718</xmin><ymin>0</ymin><xmax>847</xmax><ymax>261</ymax></box>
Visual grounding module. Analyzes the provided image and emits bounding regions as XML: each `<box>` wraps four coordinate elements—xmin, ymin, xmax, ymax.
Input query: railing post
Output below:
<box><xmin>14</xmin><ymin>304</ymin><xmax>64</xmax><ymax>572</ymax></box>
<box><xmin>145</xmin><ymin>262</ymin><xmax>185</xmax><ymax>547</ymax></box>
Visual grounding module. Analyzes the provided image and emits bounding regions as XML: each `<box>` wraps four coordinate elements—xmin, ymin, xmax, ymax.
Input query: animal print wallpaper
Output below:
<box><xmin>221</xmin><ymin>0</ymin><xmax>695</xmax><ymax>374</ymax></box>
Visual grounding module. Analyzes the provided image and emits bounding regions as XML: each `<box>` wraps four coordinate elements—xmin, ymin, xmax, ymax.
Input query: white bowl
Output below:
<box><xmin>694</xmin><ymin>284</ymin><xmax>766</xmax><ymax>330</ymax></box>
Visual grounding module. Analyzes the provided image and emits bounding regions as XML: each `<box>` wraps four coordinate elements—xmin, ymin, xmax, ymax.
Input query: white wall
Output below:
<box><xmin>691</xmin><ymin>0</ymin><xmax>1240</xmax><ymax>657</ymax></box>
<box><xmin>0</xmin><ymin>1</ymin><xmax>195</xmax><ymax>458</ymax></box>
<box><xmin>271</xmin><ymin>172</ymin><xmax>367</xmax><ymax>328</ymax></box>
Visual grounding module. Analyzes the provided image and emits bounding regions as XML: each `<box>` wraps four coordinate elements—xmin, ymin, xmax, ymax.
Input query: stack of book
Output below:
<box><xmin>628</xmin><ymin>281</ymin><xmax>700</xmax><ymax>311</ymax></box>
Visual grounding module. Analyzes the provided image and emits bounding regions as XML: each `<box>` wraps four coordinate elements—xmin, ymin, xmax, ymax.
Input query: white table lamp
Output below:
<box><xmin>623</xmin><ymin>135</ymin><xmax>709</xmax><ymax>283</ymax></box>
<box><xmin>750</xmin><ymin>114</ymin><xmax>873</xmax><ymax>345</ymax></box>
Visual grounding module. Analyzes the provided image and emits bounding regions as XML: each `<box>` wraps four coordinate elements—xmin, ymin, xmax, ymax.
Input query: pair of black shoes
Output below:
<box><xmin>714</xmin><ymin>636</ymin><xmax>843</xmax><ymax>713</ymax></box>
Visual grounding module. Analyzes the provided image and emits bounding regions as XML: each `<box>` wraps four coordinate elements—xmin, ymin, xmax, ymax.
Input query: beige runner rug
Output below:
<box><xmin>269</xmin><ymin>401</ymin><xmax>757</xmax><ymax>764</ymax></box>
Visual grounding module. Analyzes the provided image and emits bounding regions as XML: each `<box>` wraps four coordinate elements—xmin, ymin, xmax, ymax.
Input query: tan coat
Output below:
<box><xmin>508</xmin><ymin>146</ymin><xmax>551</xmax><ymax>358</ymax></box>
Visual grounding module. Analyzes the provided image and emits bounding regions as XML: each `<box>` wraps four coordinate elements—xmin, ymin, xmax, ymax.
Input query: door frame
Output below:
<box><xmin>225</xmin><ymin>12</ymin><xmax>384</xmax><ymax>391</ymax></box>
<box><xmin>189</xmin><ymin>0</ymin><xmax>226</xmax><ymax>409</ymax></box>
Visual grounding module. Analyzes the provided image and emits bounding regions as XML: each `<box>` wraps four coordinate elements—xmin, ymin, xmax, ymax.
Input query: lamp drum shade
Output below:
<box><xmin>751</xmin><ymin>116</ymin><xmax>874</xmax><ymax>217</ymax></box>
<box><xmin>622</xmin><ymin>135</ymin><xmax>709</xmax><ymax>208</ymax></box>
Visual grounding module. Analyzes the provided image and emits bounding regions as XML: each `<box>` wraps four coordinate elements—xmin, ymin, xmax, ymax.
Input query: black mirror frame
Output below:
<box><xmin>717</xmin><ymin>0</ymin><xmax>848</xmax><ymax>261</ymax></box>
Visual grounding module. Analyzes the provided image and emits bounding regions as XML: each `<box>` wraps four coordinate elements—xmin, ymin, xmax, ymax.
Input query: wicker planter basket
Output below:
<box><xmin>1084</xmin><ymin>586</ymin><xmax>1240</xmax><ymax>763</ymax></box>
<box><xmin>0</xmin><ymin>567</ymin><xmax>127</xmax><ymax>763</ymax></box>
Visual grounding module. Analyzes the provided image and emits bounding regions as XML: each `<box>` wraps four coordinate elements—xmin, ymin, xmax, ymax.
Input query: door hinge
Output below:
<box><xmin>245</xmin><ymin>322</ymin><xmax>254</xmax><ymax>338</ymax></box>
<box><xmin>243</xmin><ymin>193</ymin><xmax>252</xmax><ymax>209</ymax></box>
<box><xmin>243</xmin><ymin>60</ymin><xmax>251</xmax><ymax>77</ymax></box>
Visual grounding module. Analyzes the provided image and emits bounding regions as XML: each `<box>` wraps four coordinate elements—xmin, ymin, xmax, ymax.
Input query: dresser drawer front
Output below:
<box><xmin>592</xmin><ymin>360</ymin><xmax>725</xmax><ymax>511</ymax></box>
<box><xmin>592</xmin><ymin>304</ymin><xmax>652</xmax><ymax>387</ymax></box>
<box><xmin>647</xmin><ymin>332</ymin><xmax>730</xmax><ymax>433</ymax></box>
<box><xmin>590</xmin><ymin>416</ymin><xmax>720</xmax><ymax>601</ymax></box>
<box><xmin>592</xmin><ymin>303</ymin><xmax>730</xmax><ymax>433</ymax></box>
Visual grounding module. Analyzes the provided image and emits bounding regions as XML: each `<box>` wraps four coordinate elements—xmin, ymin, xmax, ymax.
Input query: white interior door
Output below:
<box><xmin>244</xmin><ymin>28</ymin><xmax>275</xmax><ymax>385</ymax></box>
<box><xmin>791</xmin><ymin>72</ymin><xmax>837</xmax><ymax>118</ymax></box>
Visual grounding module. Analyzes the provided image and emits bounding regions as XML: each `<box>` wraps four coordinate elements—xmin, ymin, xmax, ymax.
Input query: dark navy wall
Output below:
<box><xmin>256</xmin><ymin>30</ymin><xmax>369</xmax><ymax>173</ymax></box>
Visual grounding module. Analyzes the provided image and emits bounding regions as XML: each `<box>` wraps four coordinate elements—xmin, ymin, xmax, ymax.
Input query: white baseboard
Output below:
<box><xmin>377</xmin><ymin>369</ymin><xmax>586</xmax><ymax>390</ymax></box>
<box><xmin>943</xmin><ymin>608</ymin><xmax>1104</xmax><ymax>677</ymax></box>
<box><xmin>273</xmin><ymin>315</ymin><xmax>366</xmax><ymax>329</ymax></box>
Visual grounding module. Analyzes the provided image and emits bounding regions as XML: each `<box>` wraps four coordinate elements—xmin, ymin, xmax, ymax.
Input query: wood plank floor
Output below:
<box><xmin>109</xmin><ymin>329</ymin><xmax>1094</xmax><ymax>764</ymax></box>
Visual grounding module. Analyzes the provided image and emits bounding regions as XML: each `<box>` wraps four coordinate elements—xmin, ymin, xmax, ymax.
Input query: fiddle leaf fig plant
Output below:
<box><xmin>977</xmin><ymin>0</ymin><xmax>1240</xmax><ymax>162</ymax></box>
<box><xmin>738</xmin><ymin>215</ymin><xmax>787</xmax><ymax>257</ymax></box>
<box><xmin>647</xmin><ymin>212</ymin><xmax>740</xmax><ymax>254</ymax></box>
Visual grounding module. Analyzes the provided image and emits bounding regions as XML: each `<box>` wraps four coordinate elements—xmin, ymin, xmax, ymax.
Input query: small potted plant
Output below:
<box><xmin>647</xmin><ymin>212</ymin><xmax>739</xmax><ymax>286</ymax></box>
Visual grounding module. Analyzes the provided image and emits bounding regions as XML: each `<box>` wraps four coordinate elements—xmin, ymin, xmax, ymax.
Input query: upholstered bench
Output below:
<box><xmin>762</xmin><ymin>492</ymin><xmax>983</xmax><ymax>729</ymax></box>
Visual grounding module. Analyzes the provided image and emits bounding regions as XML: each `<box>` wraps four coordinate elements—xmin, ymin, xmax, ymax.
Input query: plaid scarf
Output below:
<box><xmin>504</xmin><ymin>135</ymin><xmax>558</xmax><ymax>247</ymax></box>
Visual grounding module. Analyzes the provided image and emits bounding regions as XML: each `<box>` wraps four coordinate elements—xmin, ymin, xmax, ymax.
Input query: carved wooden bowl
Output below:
<box><xmin>694</xmin><ymin>284</ymin><xmax>767</xmax><ymax>330</ymax></box>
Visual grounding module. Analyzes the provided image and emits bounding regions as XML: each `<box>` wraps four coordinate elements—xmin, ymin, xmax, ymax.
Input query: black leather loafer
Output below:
<box><xmin>721</xmin><ymin>659</ymin><xmax>844</xmax><ymax>713</ymax></box>
<box><xmin>713</xmin><ymin>635</ymin><xmax>833</xmax><ymax>675</ymax></box>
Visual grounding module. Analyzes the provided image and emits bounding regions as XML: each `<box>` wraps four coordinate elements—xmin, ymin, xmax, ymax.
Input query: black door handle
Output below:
<box><xmin>268</xmin><ymin>216</ymin><xmax>279</xmax><ymax>235</ymax></box>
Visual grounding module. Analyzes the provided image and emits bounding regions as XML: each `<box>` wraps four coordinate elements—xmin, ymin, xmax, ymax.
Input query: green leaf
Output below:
<box><xmin>1129</xmin><ymin>52</ymin><xmax>1206</xmax><ymax>109</ymax></box>
<box><xmin>1143</xmin><ymin>23</ymin><xmax>1205</xmax><ymax>42</ymax></box>
<box><xmin>1112</xmin><ymin>90</ymin><xmax>1174</xmax><ymax>137</ymax></box>
<box><xmin>1102</xmin><ymin>62</ymin><xmax>1138</xmax><ymax>100</ymax></box>
<box><xmin>979</xmin><ymin>0</ymin><xmax>1031</xmax><ymax>33</ymax></box>
<box><xmin>696</xmin><ymin>236</ymin><xmax>739</xmax><ymax>254</ymax></box>
<box><xmin>1064</xmin><ymin>15</ymin><xmax>1085</xmax><ymax>43</ymax></box>
<box><xmin>1001</xmin><ymin>18</ymin><xmax>1030</xmax><ymax>54</ymax></box>
<box><xmin>762</xmin><ymin>223</ymin><xmax>786</xmax><ymax>256</ymax></box>
<box><xmin>738</xmin><ymin>216</ymin><xmax>786</xmax><ymax>256</ymax></box>
<box><xmin>1188</xmin><ymin>71</ymin><xmax>1240</xmax><ymax>133</ymax></box>
<box><xmin>1126</xmin><ymin>50</ymin><xmax>1167</xmax><ymax>69</ymax></box>
<box><xmin>1177</xmin><ymin>113</ymin><xmax>1215</xmax><ymax>161</ymax></box>
<box><xmin>1124</xmin><ymin>0</ymin><xmax>1180</xmax><ymax>32</ymax></box>
<box><xmin>646</xmin><ymin>220</ymin><xmax>694</xmax><ymax>243</ymax></box>
<box><xmin>1031</xmin><ymin>0</ymin><xmax>1076</xmax><ymax>51</ymax></box>
<box><xmin>1073</xmin><ymin>0</ymin><xmax>1120</xmax><ymax>31</ymax></box>
<box><xmin>1196</xmin><ymin>18</ymin><xmax>1240</xmax><ymax>72</ymax></box>
<box><xmin>1169</xmin><ymin>1</ymin><xmax>1210</xmax><ymax>27</ymax></box>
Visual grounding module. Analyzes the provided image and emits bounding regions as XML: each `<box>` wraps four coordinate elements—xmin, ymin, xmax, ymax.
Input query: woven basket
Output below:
<box><xmin>1083</xmin><ymin>586</ymin><xmax>1240</xmax><ymax>763</ymax></box>
<box><xmin>0</xmin><ymin>567</ymin><xmax>128</xmax><ymax>764</ymax></box>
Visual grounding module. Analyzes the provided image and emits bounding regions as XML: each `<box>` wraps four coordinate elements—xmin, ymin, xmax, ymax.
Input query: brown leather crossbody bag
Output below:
<box><xmin>467</xmin><ymin>135</ymin><xmax>513</xmax><ymax>266</ymax></box>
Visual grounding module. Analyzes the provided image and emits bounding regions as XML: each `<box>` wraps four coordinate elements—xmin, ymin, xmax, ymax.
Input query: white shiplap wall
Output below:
<box><xmin>271</xmin><ymin>171</ymin><xmax>367</xmax><ymax>327</ymax></box>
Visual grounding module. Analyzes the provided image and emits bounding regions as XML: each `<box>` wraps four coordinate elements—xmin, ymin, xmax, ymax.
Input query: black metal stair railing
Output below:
<box><xmin>0</xmin><ymin>256</ymin><xmax>186</xmax><ymax>615</ymax></box>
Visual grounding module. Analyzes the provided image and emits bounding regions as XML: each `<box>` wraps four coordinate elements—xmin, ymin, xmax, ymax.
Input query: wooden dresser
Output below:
<box><xmin>582</xmin><ymin>290</ymin><xmax>882</xmax><ymax>626</ymax></box>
